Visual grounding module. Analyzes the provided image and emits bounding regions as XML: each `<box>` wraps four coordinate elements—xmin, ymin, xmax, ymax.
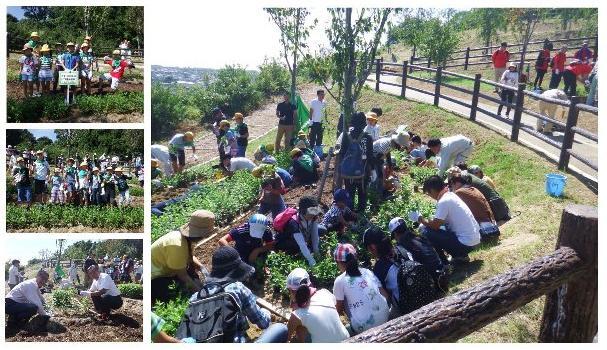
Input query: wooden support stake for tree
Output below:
<box><xmin>375</xmin><ymin>58</ymin><xmax>381</xmax><ymax>92</ymax></box>
<box><xmin>317</xmin><ymin>147</ymin><xmax>333</xmax><ymax>204</ymax></box>
<box><xmin>433</xmin><ymin>67</ymin><xmax>442</xmax><ymax>107</ymax></box>
<box><xmin>464</xmin><ymin>47</ymin><xmax>470</xmax><ymax>70</ymax></box>
<box><xmin>469</xmin><ymin>73</ymin><xmax>482</xmax><ymax>121</ymax></box>
<box><xmin>510</xmin><ymin>83</ymin><xmax>526</xmax><ymax>142</ymax></box>
<box><xmin>558</xmin><ymin>96</ymin><xmax>580</xmax><ymax>171</ymax></box>
<box><xmin>409</xmin><ymin>55</ymin><xmax>415</xmax><ymax>73</ymax></box>
<box><xmin>539</xmin><ymin>205</ymin><xmax>598</xmax><ymax>343</ymax></box>
<box><xmin>401</xmin><ymin>61</ymin><xmax>408</xmax><ymax>98</ymax></box>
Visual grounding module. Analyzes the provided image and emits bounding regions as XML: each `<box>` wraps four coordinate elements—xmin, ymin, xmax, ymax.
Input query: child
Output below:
<box><xmin>151</xmin><ymin>159</ymin><xmax>162</xmax><ymax>179</ymax></box>
<box><xmin>103</xmin><ymin>166</ymin><xmax>117</xmax><ymax>206</ymax></box>
<box><xmin>60</xmin><ymin>42</ymin><xmax>81</xmax><ymax>100</ymax></box>
<box><xmin>32</xmin><ymin>150</ymin><xmax>50</xmax><ymax>204</ymax></box>
<box><xmin>296</xmin><ymin>130</ymin><xmax>310</xmax><ymax>149</ymax></box>
<box><xmin>218</xmin><ymin>120</ymin><xmax>238</xmax><ymax>157</ymax></box>
<box><xmin>64</xmin><ymin>158</ymin><xmax>77</xmax><ymax>204</ymax></box>
<box><xmin>78</xmin><ymin>162</ymin><xmax>90</xmax><ymax>205</ymax></box>
<box><xmin>364</xmin><ymin>112</ymin><xmax>380</xmax><ymax>141</ymax></box>
<box><xmin>497</xmin><ymin>63</ymin><xmax>519</xmax><ymax>118</ymax></box>
<box><xmin>38</xmin><ymin>44</ymin><xmax>54</xmax><ymax>95</ymax></box>
<box><xmin>321</xmin><ymin>189</ymin><xmax>357</xmax><ymax>235</ymax></box>
<box><xmin>90</xmin><ymin>167</ymin><xmax>102</xmax><ymax>205</ymax></box>
<box><xmin>258</xmin><ymin>173</ymin><xmax>286</xmax><ymax>218</ymax></box>
<box><xmin>290</xmin><ymin>148</ymin><xmax>319</xmax><ymax>187</ymax></box>
<box><xmin>13</xmin><ymin>157</ymin><xmax>32</xmax><ymax>207</ymax></box>
<box><xmin>50</xmin><ymin>168</ymin><xmax>65</xmax><ymax>204</ymax></box>
<box><xmin>234</xmin><ymin>113</ymin><xmax>249</xmax><ymax>157</ymax></box>
<box><xmin>99</xmin><ymin>49</ymin><xmax>134</xmax><ymax>93</ymax></box>
<box><xmin>138</xmin><ymin>166</ymin><xmax>145</xmax><ymax>187</ymax></box>
<box><xmin>80</xmin><ymin>42</ymin><xmax>94</xmax><ymax>95</ymax></box>
<box><xmin>52</xmin><ymin>42</ymin><xmax>65</xmax><ymax>92</ymax></box>
<box><xmin>114</xmin><ymin>167</ymin><xmax>132</xmax><ymax>207</ymax></box>
<box><xmin>19</xmin><ymin>44</ymin><xmax>38</xmax><ymax>98</ymax></box>
<box><xmin>253</xmin><ymin>144</ymin><xmax>276</xmax><ymax>164</ymax></box>
<box><xmin>218</xmin><ymin>214</ymin><xmax>274</xmax><ymax>266</ymax></box>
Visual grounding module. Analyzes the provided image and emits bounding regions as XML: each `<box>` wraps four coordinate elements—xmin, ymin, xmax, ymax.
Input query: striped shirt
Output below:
<box><xmin>39</xmin><ymin>56</ymin><xmax>52</xmax><ymax>71</ymax></box>
<box><xmin>373</xmin><ymin>137</ymin><xmax>393</xmax><ymax>156</ymax></box>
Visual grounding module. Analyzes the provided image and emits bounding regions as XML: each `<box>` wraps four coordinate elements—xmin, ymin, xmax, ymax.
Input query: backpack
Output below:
<box><xmin>272</xmin><ymin>207</ymin><xmax>298</xmax><ymax>233</ymax></box>
<box><xmin>393</xmin><ymin>245</ymin><xmax>440</xmax><ymax>315</ymax></box>
<box><xmin>175</xmin><ymin>282</ymin><xmax>243</xmax><ymax>343</ymax></box>
<box><xmin>340</xmin><ymin>132</ymin><xmax>367</xmax><ymax>179</ymax></box>
<box><xmin>489</xmin><ymin>196</ymin><xmax>511</xmax><ymax>222</ymax></box>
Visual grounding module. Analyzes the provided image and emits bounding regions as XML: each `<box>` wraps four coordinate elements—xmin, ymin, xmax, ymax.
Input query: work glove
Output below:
<box><xmin>408</xmin><ymin>211</ymin><xmax>421</xmax><ymax>223</ymax></box>
<box><xmin>370</xmin><ymin>170</ymin><xmax>378</xmax><ymax>182</ymax></box>
<box><xmin>307</xmin><ymin>120</ymin><xmax>313</xmax><ymax>127</ymax></box>
<box><xmin>193</xmin><ymin>154</ymin><xmax>199</xmax><ymax>161</ymax></box>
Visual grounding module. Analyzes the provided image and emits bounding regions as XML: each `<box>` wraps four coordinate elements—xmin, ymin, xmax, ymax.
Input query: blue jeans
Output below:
<box><xmin>422</xmin><ymin>227</ymin><xmax>475</xmax><ymax>263</ymax></box>
<box><xmin>255</xmin><ymin>323</ymin><xmax>288</xmax><ymax>343</ymax></box>
<box><xmin>17</xmin><ymin>184</ymin><xmax>32</xmax><ymax>203</ymax></box>
<box><xmin>258</xmin><ymin>198</ymin><xmax>286</xmax><ymax>218</ymax></box>
<box><xmin>91</xmin><ymin>187</ymin><xmax>101</xmax><ymax>205</ymax></box>
<box><xmin>236</xmin><ymin>144</ymin><xmax>247</xmax><ymax>157</ymax></box>
<box><xmin>5</xmin><ymin>298</ymin><xmax>37</xmax><ymax>322</ymax></box>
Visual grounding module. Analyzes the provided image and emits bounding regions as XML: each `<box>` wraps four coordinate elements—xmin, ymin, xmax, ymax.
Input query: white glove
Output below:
<box><xmin>193</xmin><ymin>154</ymin><xmax>199</xmax><ymax>161</ymax></box>
<box><xmin>408</xmin><ymin>211</ymin><xmax>421</xmax><ymax>222</ymax></box>
<box><xmin>308</xmin><ymin>120</ymin><xmax>313</xmax><ymax>127</ymax></box>
<box><xmin>370</xmin><ymin>170</ymin><xmax>378</xmax><ymax>182</ymax></box>
<box><xmin>79</xmin><ymin>290</ymin><xmax>91</xmax><ymax>296</ymax></box>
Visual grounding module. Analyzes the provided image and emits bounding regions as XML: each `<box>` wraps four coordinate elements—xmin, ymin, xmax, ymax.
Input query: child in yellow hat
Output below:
<box><xmin>233</xmin><ymin>113</ymin><xmax>249</xmax><ymax>157</ymax></box>
<box><xmin>80</xmin><ymin>42</ymin><xmax>94</xmax><ymax>95</ymax></box>
<box><xmin>38</xmin><ymin>44</ymin><xmax>54</xmax><ymax>95</ymax></box>
<box><xmin>19</xmin><ymin>44</ymin><xmax>37</xmax><ymax>97</ymax></box>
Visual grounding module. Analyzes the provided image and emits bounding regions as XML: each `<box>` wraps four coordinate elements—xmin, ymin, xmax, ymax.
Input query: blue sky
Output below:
<box><xmin>7</xmin><ymin>7</ymin><xmax>26</xmax><ymax>20</ymax></box>
<box><xmin>6</xmin><ymin>239</ymin><xmax>100</xmax><ymax>265</ymax></box>
<box><xmin>28</xmin><ymin>129</ymin><xmax>57</xmax><ymax>141</ymax></box>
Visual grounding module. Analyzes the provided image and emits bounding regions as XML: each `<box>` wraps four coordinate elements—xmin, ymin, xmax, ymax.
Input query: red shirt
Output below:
<box><xmin>552</xmin><ymin>52</ymin><xmax>567</xmax><ymax>72</ymax></box>
<box><xmin>536</xmin><ymin>49</ymin><xmax>551</xmax><ymax>70</ymax></box>
<box><xmin>492</xmin><ymin>50</ymin><xmax>510</xmax><ymax>68</ymax></box>
<box><xmin>566</xmin><ymin>63</ymin><xmax>592</xmax><ymax>76</ymax></box>
<box><xmin>104</xmin><ymin>59</ymin><xmax>130</xmax><ymax>79</ymax></box>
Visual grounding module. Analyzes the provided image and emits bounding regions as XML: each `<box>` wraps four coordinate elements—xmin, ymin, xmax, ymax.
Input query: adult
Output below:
<box><xmin>151</xmin><ymin>144</ymin><xmax>174</xmax><ymax>176</ymax></box>
<box><xmin>449</xmin><ymin>176</ymin><xmax>495</xmax><ymax>225</ymax></box>
<box><xmin>220</xmin><ymin>154</ymin><xmax>256</xmax><ymax>174</ymax></box>
<box><xmin>407</xmin><ymin>134</ymin><xmax>427</xmax><ymax>163</ymax></box>
<box><xmin>5</xmin><ymin>270</ymin><xmax>50</xmax><ymax>328</ymax></box>
<box><xmin>275</xmin><ymin>91</ymin><xmax>298</xmax><ymax>152</ymax></box>
<box><xmin>233</xmin><ymin>113</ymin><xmax>249</xmax><ymax>157</ymax></box>
<box><xmin>290</xmin><ymin>148</ymin><xmax>318</xmax><ymax>186</ymax></box>
<box><xmin>200</xmin><ymin>246</ymin><xmax>288</xmax><ymax>343</ymax></box>
<box><xmin>337</xmin><ymin>111</ymin><xmax>374</xmax><ymax>212</ymax></box>
<box><xmin>80</xmin><ymin>265</ymin><xmax>123</xmax><ymax>320</ymax></box>
<box><xmin>12</xmin><ymin>157</ymin><xmax>32</xmax><ymax>207</ymax></box>
<box><xmin>413</xmin><ymin>176</ymin><xmax>480</xmax><ymax>264</ymax></box>
<box><xmin>286</xmin><ymin>268</ymin><xmax>349</xmax><ymax>343</ymax></box>
<box><xmin>586</xmin><ymin>61</ymin><xmax>598</xmax><ymax>106</ymax></box>
<box><xmin>32</xmin><ymin>150</ymin><xmax>50</xmax><ymax>204</ymax></box>
<box><xmin>497</xmin><ymin>63</ymin><xmax>519</xmax><ymax>118</ymax></box>
<box><xmin>563</xmin><ymin>60</ymin><xmax>593</xmax><ymax>97</ymax></box>
<box><xmin>308</xmin><ymin>89</ymin><xmax>327</xmax><ymax>148</ymax></box>
<box><xmin>467</xmin><ymin>165</ymin><xmax>496</xmax><ymax>190</ymax></box>
<box><xmin>168</xmin><ymin>132</ymin><xmax>196</xmax><ymax>173</ymax></box>
<box><xmin>333</xmin><ymin>243</ymin><xmax>390</xmax><ymax>335</ymax></box>
<box><xmin>491</xmin><ymin>42</ymin><xmax>510</xmax><ymax>92</ymax></box>
<box><xmin>151</xmin><ymin>210</ymin><xmax>214</xmax><ymax>303</ymax></box>
<box><xmin>427</xmin><ymin>135</ymin><xmax>474</xmax><ymax>176</ymax></box>
<box><xmin>8</xmin><ymin>260</ymin><xmax>21</xmax><ymax>290</ymax></box>
<box><xmin>218</xmin><ymin>214</ymin><xmax>274</xmax><ymax>266</ymax></box>
<box><xmin>574</xmin><ymin>40</ymin><xmax>594</xmax><ymax>63</ymax></box>
<box><xmin>549</xmin><ymin>46</ymin><xmax>568</xmax><ymax>89</ymax></box>
<box><xmin>372</xmin><ymin>127</ymin><xmax>410</xmax><ymax>192</ymax></box>
<box><xmin>535</xmin><ymin>89</ymin><xmax>569</xmax><ymax>133</ymax></box>
<box><xmin>534</xmin><ymin>45</ymin><xmax>551</xmax><ymax>90</ymax></box>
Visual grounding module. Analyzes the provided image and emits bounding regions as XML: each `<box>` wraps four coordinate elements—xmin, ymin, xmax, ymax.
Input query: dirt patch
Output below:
<box><xmin>6</xmin><ymin>298</ymin><xmax>143</xmax><ymax>342</ymax></box>
<box><xmin>495</xmin><ymin>233</ymin><xmax>540</xmax><ymax>253</ymax></box>
<box><xmin>8</xmin><ymin>225</ymin><xmax>144</xmax><ymax>234</ymax></box>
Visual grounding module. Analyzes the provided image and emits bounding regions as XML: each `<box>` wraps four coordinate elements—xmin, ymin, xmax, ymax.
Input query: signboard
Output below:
<box><xmin>58</xmin><ymin>71</ymin><xmax>80</xmax><ymax>86</ymax></box>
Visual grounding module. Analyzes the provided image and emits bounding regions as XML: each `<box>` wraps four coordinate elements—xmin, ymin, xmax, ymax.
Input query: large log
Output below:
<box><xmin>539</xmin><ymin>205</ymin><xmax>598</xmax><ymax>342</ymax></box>
<box><xmin>345</xmin><ymin>247</ymin><xmax>584</xmax><ymax>343</ymax></box>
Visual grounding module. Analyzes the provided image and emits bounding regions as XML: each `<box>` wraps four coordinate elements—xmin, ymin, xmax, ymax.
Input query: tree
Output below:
<box><xmin>22</xmin><ymin>6</ymin><xmax>51</xmax><ymax>22</ymax></box>
<box><xmin>388</xmin><ymin>9</ymin><xmax>431</xmax><ymax>58</ymax></box>
<box><xmin>418</xmin><ymin>15</ymin><xmax>461</xmax><ymax>67</ymax></box>
<box><xmin>508</xmin><ymin>9</ymin><xmax>546</xmax><ymax>66</ymax></box>
<box><xmin>265</xmin><ymin>8</ymin><xmax>315</xmax><ymax>101</ymax></box>
<box><xmin>6</xmin><ymin>129</ymin><xmax>35</xmax><ymax>148</ymax></box>
<box><xmin>468</xmin><ymin>9</ymin><xmax>507</xmax><ymax>52</ymax></box>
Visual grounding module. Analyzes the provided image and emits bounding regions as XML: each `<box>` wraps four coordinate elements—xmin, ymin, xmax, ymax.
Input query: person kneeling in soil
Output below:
<box><xmin>252</xmin><ymin>164</ymin><xmax>293</xmax><ymax>188</ymax></box>
<box><xmin>98</xmin><ymin>49</ymin><xmax>135</xmax><ymax>93</ymax></box>
<box><xmin>274</xmin><ymin>196</ymin><xmax>327</xmax><ymax>266</ymax></box>
<box><xmin>218</xmin><ymin>214</ymin><xmax>274</xmax><ymax>267</ymax></box>
<box><xmin>321</xmin><ymin>189</ymin><xmax>357</xmax><ymax>236</ymax></box>
<box><xmin>413</xmin><ymin>176</ymin><xmax>481</xmax><ymax>265</ymax></box>
<box><xmin>80</xmin><ymin>265</ymin><xmax>123</xmax><ymax>320</ymax></box>
<box><xmin>426</xmin><ymin>135</ymin><xmax>474</xmax><ymax>177</ymax></box>
<box><xmin>5</xmin><ymin>270</ymin><xmax>50</xmax><ymax>329</ymax></box>
<box><xmin>286</xmin><ymin>268</ymin><xmax>350</xmax><ymax>343</ymax></box>
<box><xmin>253</xmin><ymin>144</ymin><xmax>277</xmax><ymax>165</ymax></box>
<box><xmin>289</xmin><ymin>148</ymin><xmax>319</xmax><ymax>187</ymax></box>
<box><xmin>168</xmin><ymin>132</ymin><xmax>196</xmax><ymax>173</ymax></box>
<box><xmin>333</xmin><ymin>243</ymin><xmax>390</xmax><ymax>335</ymax></box>
<box><xmin>220</xmin><ymin>154</ymin><xmax>256</xmax><ymax>175</ymax></box>
<box><xmin>256</xmin><ymin>170</ymin><xmax>287</xmax><ymax>218</ymax></box>
<box><xmin>151</xmin><ymin>210</ymin><xmax>213</xmax><ymax>304</ymax></box>
<box><xmin>467</xmin><ymin>165</ymin><xmax>496</xmax><ymax>190</ymax></box>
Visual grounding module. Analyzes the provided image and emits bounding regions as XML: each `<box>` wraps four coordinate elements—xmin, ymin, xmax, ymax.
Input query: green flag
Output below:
<box><xmin>295</xmin><ymin>94</ymin><xmax>310</xmax><ymax>135</ymax></box>
<box><xmin>55</xmin><ymin>263</ymin><xmax>65</xmax><ymax>278</ymax></box>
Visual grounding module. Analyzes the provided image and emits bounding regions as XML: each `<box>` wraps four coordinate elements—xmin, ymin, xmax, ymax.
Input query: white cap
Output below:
<box><xmin>388</xmin><ymin>217</ymin><xmax>406</xmax><ymax>233</ymax></box>
<box><xmin>248</xmin><ymin>214</ymin><xmax>270</xmax><ymax>239</ymax></box>
<box><xmin>286</xmin><ymin>268</ymin><xmax>311</xmax><ymax>291</ymax></box>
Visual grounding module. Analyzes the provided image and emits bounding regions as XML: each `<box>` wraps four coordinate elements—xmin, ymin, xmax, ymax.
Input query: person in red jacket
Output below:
<box><xmin>549</xmin><ymin>46</ymin><xmax>568</xmax><ymax>89</ymax></box>
<box><xmin>562</xmin><ymin>60</ymin><xmax>593</xmax><ymax>97</ymax></box>
<box><xmin>98</xmin><ymin>49</ymin><xmax>134</xmax><ymax>93</ymax></box>
<box><xmin>533</xmin><ymin>47</ymin><xmax>551</xmax><ymax>90</ymax></box>
<box><xmin>492</xmin><ymin>42</ymin><xmax>510</xmax><ymax>93</ymax></box>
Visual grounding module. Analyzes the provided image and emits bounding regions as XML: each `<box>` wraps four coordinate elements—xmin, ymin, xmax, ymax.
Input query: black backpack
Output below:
<box><xmin>175</xmin><ymin>282</ymin><xmax>244</xmax><ymax>343</ymax></box>
<box><xmin>339</xmin><ymin>131</ymin><xmax>367</xmax><ymax>180</ymax></box>
<box><xmin>393</xmin><ymin>246</ymin><xmax>440</xmax><ymax>315</ymax></box>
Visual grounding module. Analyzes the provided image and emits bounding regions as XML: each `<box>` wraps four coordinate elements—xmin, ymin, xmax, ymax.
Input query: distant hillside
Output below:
<box><xmin>151</xmin><ymin>65</ymin><xmax>259</xmax><ymax>87</ymax></box>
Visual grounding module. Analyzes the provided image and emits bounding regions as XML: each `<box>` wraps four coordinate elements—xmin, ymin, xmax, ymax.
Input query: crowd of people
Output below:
<box><xmin>5</xmin><ymin>254</ymin><xmax>142</xmax><ymax>330</ymax></box>
<box><xmin>7</xmin><ymin>146</ymin><xmax>142</xmax><ymax>207</ymax></box>
<box><xmin>16</xmin><ymin>31</ymin><xmax>136</xmax><ymax>98</ymax></box>
<box><xmin>150</xmin><ymin>93</ymin><xmax>513</xmax><ymax>342</ymax></box>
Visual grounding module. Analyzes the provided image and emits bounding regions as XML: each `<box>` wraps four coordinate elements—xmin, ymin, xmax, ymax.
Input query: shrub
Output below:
<box><xmin>154</xmin><ymin>295</ymin><xmax>189</xmax><ymax>337</ymax></box>
<box><xmin>118</xmin><ymin>283</ymin><xmax>143</xmax><ymax>299</ymax></box>
<box><xmin>255</xmin><ymin>59</ymin><xmax>290</xmax><ymax>96</ymax></box>
<box><xmin>209</xmin><ymin>65</ymin><xmax>263</xmax><ymax>116</ymax></box>
<box><xmin>151</xmin><ymin>83</ymin><xmax>190</xmax><ymax>140</ymax></box>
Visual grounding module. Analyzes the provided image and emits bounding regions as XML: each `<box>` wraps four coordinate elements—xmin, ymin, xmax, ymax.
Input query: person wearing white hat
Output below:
<box><xmin>497</xmin><ymin>62</ymin><xmax>519</xmax><ymax>118</ymax></box>
<box><xmin>99</xmin><ymin>49</ymin><xmax>135</xmax><ymax>93</ymax></box>
<box><xmin>32</xmin><ymin>150</ymin><xmax>50</xmax><ymax>204</ymax></box>
<box><xmin>285</xmin><ymin>268</ymin><xmax>349</xmax><ymax>343</ymax></box>
<box><xmin>90</xmin><ymin>166</ymin><xmax>102</xmax><ymax>205</ymax></box>
<box><xmin>79</xmin><ymin>42</ymin><xmax>94</xmax><ymax>95</ymax></box>
<box><xmin>426</xmin><ymin>135</ymin><xmax>474</xmax><ymax>177</ymax></box>
<box><xmin>218</xmin><ymin>214</ymin><xmax>274</xmax><ymax>265</ymax></box>
<box><xmin>372</xmin><ymin>126</ymin><xmax>410</xmax><ymax>192</ymax></box>
<box><xmin>151</xmin><ymin>210</ymin><xmax>216</xmax><ymax>303</ymax></box>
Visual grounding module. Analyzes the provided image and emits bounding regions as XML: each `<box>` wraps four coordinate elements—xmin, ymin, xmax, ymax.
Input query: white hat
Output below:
<box><xmin>248</xmin><ymin>214</ymin><xmax>270</xmax><ymax>239</ymax></box>
<box><xmin>392</xmin><ymin>132</ymin><xmax>410</xmax><ymax>147</ymax></box>
<box><xmin>286</xmin><ymin>268</ymin><xmax>311</xmax><ymax>291</ymax></box>
<box><xmin>388</xmin><ymin>217</ymin><xmax>406</xmax><ymax>233</ymax></box>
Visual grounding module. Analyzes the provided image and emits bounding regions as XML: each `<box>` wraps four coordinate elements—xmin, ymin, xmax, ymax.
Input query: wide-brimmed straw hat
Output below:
<box><xmin>179</xmin><ymin>210</ymin><xmax>216</xmax><ymax>238</ymax></box>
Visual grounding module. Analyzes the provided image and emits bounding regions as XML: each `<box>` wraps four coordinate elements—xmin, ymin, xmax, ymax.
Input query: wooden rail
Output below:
<box><xmin>345</xmin><ymin>205</ymin><xmax>597</xmax><ymax>343</ymax></box>
<box><xmin>370</xmin><ymin>58</ymin><xmax>598</xmax><ymax>174</ymax></box>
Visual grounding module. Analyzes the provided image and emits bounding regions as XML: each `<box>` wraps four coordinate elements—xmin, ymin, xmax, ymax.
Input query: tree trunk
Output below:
<box><xmin>342</xmin><ymin>8</ymin><xmax>355</xmax><ymax>128</ymax></box>
<box><xmin>519</xmin><ymin>20</ymin><xmax>531</xmax><ymax>67</ymax></box>
<box><xmin>291</xmin><ymin>9</ymin><xmax>300</xmax><ymax>104</ymax></box>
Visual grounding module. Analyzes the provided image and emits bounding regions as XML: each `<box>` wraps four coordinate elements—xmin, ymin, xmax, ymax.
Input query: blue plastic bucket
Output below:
<box><xmin>545</xmin><ymin>173</ymin><xmax>567</xmax><ymax>197</ymax></box>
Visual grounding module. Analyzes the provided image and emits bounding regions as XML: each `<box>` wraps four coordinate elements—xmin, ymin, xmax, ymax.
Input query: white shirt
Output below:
<box><xmin>293</xmin><ymin>289</ymin><xmax>350</xmax><ymax>343</ymax></box>
<box><xmin>500</xmin><ymin>70</ymin><xmax>519</xmax><ymax>88</ymax></box>
<box><xmin>8</xmin><ymin>265</ymin><xmax>20</xmax><ymax>285</ymax></box>
<box><xmin>69</xmin><ymin>266</ymin><xmax>78</xmax><ymax>281</ymax></box>
<box><xmin>434</xmin><ymin>191</ymin><xmax>481</xmax><ymax>246</ymax></box>
<box><xmin>89</xmin><ymin>273</ymin><xmax>121</xmax><ymax>297</ymax></box>
<box><xmin>34</xmin><ymin>159</ymin><xmax>50</xmax><ymax>180</ymax></box>
<box><xmin>6</xmin><ymin>279</ymin><xmax>47</xmax><ymax>316</ymax></box>
<box><xmin>309</xmin><ymin>98</ymin><xmax>326</xmax><ymax>123</ymax></box>
<box><xmin>229</xmin><ymin>157</ymin><xmax>256</xmax><ymax>172</ymax></box>
<box><xmin>364</xmin><ymin>124</ymin><xmax>380</xmax><ymax>141</ymax></box>
<box><xmin>437</xmin><ymin>135</ymin><xmax>473</xmax><ymax>175</ymax></box>
<box><xmin>151</xmin><ymin>144</ymin><xmax>174</xmax><ymax>176</ymax></box>
<box><xmin>333</xmin><ymin>268</ymin><xmax>389</xmax><ymax>334</ymax></box>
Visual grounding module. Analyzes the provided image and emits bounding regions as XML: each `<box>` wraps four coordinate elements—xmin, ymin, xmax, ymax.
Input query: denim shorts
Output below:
<box><xmin>21</xmin><ymin>74</ymin><xmax>34</xmax><ymax>82</ymax></box>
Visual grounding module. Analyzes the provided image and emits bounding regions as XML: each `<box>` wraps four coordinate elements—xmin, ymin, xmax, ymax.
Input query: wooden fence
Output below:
<box><xmin>345</xmin><ymin>204</ymin><xmax>597</xmax><ymax>342</ymax></box>
<box><xmin>409</xmin><ymin>36</ymin><xmax>597</xmax><ymax>71</ymax></box>
<box><xmin>369</xmin><ymin>59</ymin><xmax>598</xmax><ymax>174</ymax></box>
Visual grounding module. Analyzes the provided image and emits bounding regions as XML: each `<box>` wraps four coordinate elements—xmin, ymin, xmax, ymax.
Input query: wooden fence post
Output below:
<box><xmin>401</xmin><ymin>61</ymin><xmax>408</xmax><ymax>98</ymax></box>
<box><xmin>558</xmin><ymin>97</ymin><xmax>580</xmax><ymax>170</ymax></box>
<box><xmin>510</xmin><ymin>83</ymin><xmax>526</xmax><ymax>142</ymax></box>
<box><xmin>409</xmin><ymin>55</ymin><xmax>415</xmax><ymax>73</ymax></box>
<box><xmin>469</xmin><ymin>73</ymin><xmax>482</xmax><ymax>121</ymax></box>
<box><xmin>375</xmin><ymin>58</ymin><xmax>381</xmax><ymax>92</ymax></box>
<box><xmin>464</xmin><ymin>47</ymin><xmax>471</xmax><ymax>70</ymax></box>
<box><xmin>433</xmin><ymin>67</ymin><xmax>442</xmax><ymax>106</ymax></box>
<box><xmin>427</xmin><ymin>56</ymin><xmax>432</xmax><ymax>68</ymax></box>
<box><xmin>539</xmin><ymin>205</ymin><xmax>598</xmax><ymax>342</ymax></box>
